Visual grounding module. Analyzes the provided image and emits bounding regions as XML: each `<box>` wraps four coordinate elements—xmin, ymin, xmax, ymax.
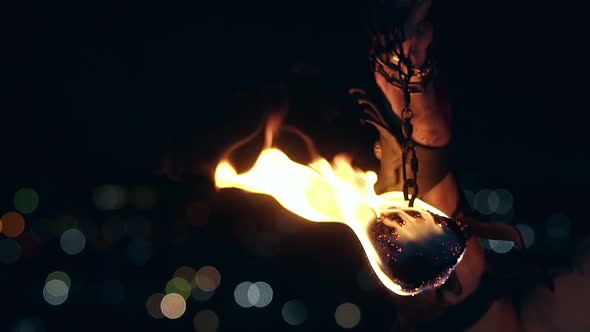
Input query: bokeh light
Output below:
<box><xmin>335</xmin><ymin>303</ymin><xmax>361</xmax><ymax>328</ymax></box>
<box><xmin>252</xmin><ymin>281</ymin><xmax>273</xmax><ymax>308</ymax></box>
<box><xmin>516</xmin><ymin>224</ymin><xmax>535</xmax><ymax>248</ymax></box>
<box><xmin>546</xmin><ymin>212</ymin><xmax>571</xmax><ymax>239</ymax></box>
<box><xmin>130</xmin><ymin>185</ymin><xmax>157</xmax><ymax>210</ymax></box>
<box><xmin>462</xmin><ymin>189</ymin><xmax>475</xmax><ymax>210</ymax></box>
<box><xmin>0</xmin><ymin>238</ymin><xmax>22</xmax><ymax>264</ymax></box>
<box><xmin>191</xmin><ymin>287</ymin><xmax>215</xmax><ymax>302</ymax></box>
<box><xmin>93</xmin><ymin>185</ymin><xmax>127</xmax><ymax>210</ymax></box>
<box><xmin>487</xmin><ymin>191</ymin><xmax>500</xmax><ymax>213</ymax></box>
<box><xmin>60</xmin><ymin>228</ymin><xmax>86</xmax><ymax>255</ymax></box>
<box><xmin>195</xmin><ymin>266</ymin><xmax>221</xmax><ymax>292</ymax></box>
<box><xmin>102</xmin><ymin>280</ymin><xmax>125</xmax><ymax>305</ymax></box>
<box><xmin>282</xmin><ymin>299</ymin><xmax>307</xmax><ymax>326</ymax></box>
<box><xmin>14</xmin><ymin>187</ymin><xmax>39</xmax><ymax>214</ymax></box>
<box><xmin>234</xmin><ymin>282</ymin><xmax>253</xmax><ymax>308</ymax></box>
<box><xmin>174</xmin><ymin>266</ymin><xmax>196</xmax><ymax>284</ymax></box>
<box><xmin>165</xmin><ymin>277</ymin><xmax>191</xmax><ymax>300</ymax></box>
<box><xmin>46</xmin><ymin>271</ymin><xmax>71</xmax><ymax>288</ymax></box>
<box><xmin>493</xmin><ymin>189</ymin><xmax>513</xmax><ymax>214</ymax></box>
<box><xmin>10</xmin><ymin>316</ymin><xmax>45</xmax><ymax>332</ymax></box>
<box><xmin>489</xmin><ymin>239</ymin><xmax>513</xmax><ymax>254</ymax></box>
<box><xmin>127</xmin><ymin>239</ymin><xmax>152</xmax><ymax>265</ymax></box>
<box><xmin>160</xmin><ymin>293</ymin><xmax>186</xmax><ymax>319</ymax></box>
<box><xmin>247</xmin><ymin>283</ymin><xmax>260</xmax><ymax>306</ymax></box>
<box><xmin>146</xmin><ymin>293</ymin><xmax>165</xmax><ymax>319</ymax></box>
<box><xmin>43</xmin><ymin>279</ymin><xmax>69</xmax><ymax>305</ymax></box>
<box><xmin>474</xmin><ymin>189</ymin><xmax>493</xmax><ymax>215</ymax></box>
<box><xmin>1</xmin><ymin>211</ymin><xmax>26</xmax><ymax>238</ymax></box>
<box><xmin>193</xmin><ymin>310</ymin><xmax>219</xmax><ymax>332</ymax></box>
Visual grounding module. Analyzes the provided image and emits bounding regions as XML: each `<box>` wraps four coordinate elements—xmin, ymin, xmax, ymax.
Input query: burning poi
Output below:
<box><xmin>214</xmin><ymin>114</ymin><xmax>467</xmax><ymax>296</ymax></box>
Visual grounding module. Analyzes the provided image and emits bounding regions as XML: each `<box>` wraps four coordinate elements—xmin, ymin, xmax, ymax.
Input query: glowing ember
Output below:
<box><xmin>214</xmin><ymin>116</ymin><xmax>466</xmax><ymax>296</ymax></box>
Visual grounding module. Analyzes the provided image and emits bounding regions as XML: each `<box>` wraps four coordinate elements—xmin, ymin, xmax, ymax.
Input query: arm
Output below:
<box><xmin>372</xmin><ymin>1</ymin><xmax>522</xmax><ymax>330</ymax></box>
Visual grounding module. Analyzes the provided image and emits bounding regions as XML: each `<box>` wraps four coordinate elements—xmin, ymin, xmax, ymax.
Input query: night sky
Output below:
<box><xmin>2</xmin><ymin>1</ymin><xmax>589</xmax><ymax>331</ymax></box>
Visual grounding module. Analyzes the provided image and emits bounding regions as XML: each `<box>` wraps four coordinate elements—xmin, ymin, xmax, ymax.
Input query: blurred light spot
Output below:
<box><xmin>474</xmin><ymin>189</ymin><xmax>493</xmax><ymax>215</ymax></box>
<box><xmin>462</xmin><ymin>190</ymin><xmax>475</xmax><ymax>210</ymax></box>
<box><xmin>11</xmin><ymin>316</ymin><xmax>44</xmax><ymax>332</ymax></box>
<box><xmin>247</xmin><ymin>283</ymin><xmax>260</xmax><ymax>306</ymax></box>
<box><xmin>60</xmin><ymin>228</ymin><xmax>86</xmax><ymax>255</ymax></box>
<box><xmin>130</xmin><ymin>185</ymin><xmax>157</xmax><ymax>210</ymax></box>
<box><xmin>195</xmin><ymin>266</ymin><xmax>221</xmax><ymax>292</ymax></box>
<box><xmin>102</xmin><ymin>280</ymin><xmax>125</xmax><ymax>305</ymax></box>
<box><xmin>335</xmin><ymin>303</ymin><xmax>361</xmax><ymax>328</ymax></box>
<box><xmin>282</xmin><ymin>300</ymin><xmax>307</xmax><ymax>325</ymax></box>
<box><xmin>2</xmin><ymin>212</ymin><xmax>26</xmax><ymax>238</ymax></box>
<box><xmin>166</xmin><ymin>277</ymin><xmax>191</xmax><ymax>300</ymax></box>
<box><xmin>489</xmin><ymin>239</ymin><xmax>513</xmax><ymax>254</ymax></box>
<box><xmin>127</xmin><ymin>239</ymin><xmax>152</xmax><ymax>265</ymax></box>
<box><xmin>0</xmin><ymin>238</ymin><xmax>22</xmax><ymax>264</ymax></box>
<box><xmin>146</xmin><ymin>293</ymin><xmax>165</xmax><ymax>319</ymax></box>
<box><xmin>252</xmin><ymin>281</ymin><xmax>273</xmax><ymax>307</ymax></box>
<box><xmin>174</xmin><ymin>266</ymin><xmax>196</xmax><ymax>284</ymax></box>
<box><xmin>93</xmin><ymin>185</ymin><xmax>127</xmax><ymax>210</ymax></box>
<box><xmin>46</xmin><ymin>271</ymin><xmax>71</xmax><ymax>288</ymax></box>
<box><xmin>479</xmin><ymin>237</ymin><xmax>491</xmax><ymax>250</ymax></box>
<box><xmin>43</xmin><ymin>279</ymin><xmax>69</xmax><ymax>305</ymax></box>
<box><xmin>494</xmin><ymin>189</ymin><xmax>513</xmax><ymax>214</ymax></box>
<box><xmin>234</xmin><ymin>282</ymin><xmax>253</xmax><ymax>308</ymax></box>
<box><xmin>193</xmin><ymin>310</ymin><xmax>219</xmax><ymax>332</ymax></box>
<box><xmin>101</xmin><ymin>216</ymin><xmax>126</xmax><ymax>243</ymax></box>
<box><xmin>487</xmin><ymin>191</ymin><xmax>500</xmax><ymax>213</ymax></box>
<box><xmin>161</xmin><ymin>293</ymin><xmax>186</xmax><ymax>319</ymax></box>
<box><xmin>356</xmin><ymin>268</ymin><xmax>378</xmax><ymax>292</ymax></box>
<box><xmin>546</xmin><ymin>212</ymin><xmax>571</xmax><ymax>239</ymax></box>
<box><xmin>126</xmin><ymin>216</ymin><xmax>151</xmax><ymax>239</ymax></box>
<box><xmin>191</xmin><ymin>287</ymin><xmax>215</xmax><ymax>302</ymax></box>
<box><xmin>516</xmin><ymin>224</ymin><xmax>535</xmax><ymax>248</ymax></box>
<box><xmin>14</xmin><ymin>188</ymin><xmax>39</xmax><ymax>214</ymax></box>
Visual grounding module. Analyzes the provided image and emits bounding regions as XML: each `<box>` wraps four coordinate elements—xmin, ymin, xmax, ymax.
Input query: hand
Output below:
<box><xmin>370</xmin><ymin>2</ymin><xmax>520</xmax><ymax>331</ymax></box>
<box><xmin>373</xmin><ymin>0</ymin><xmax>452</xmax><ymax>148</ymax></box>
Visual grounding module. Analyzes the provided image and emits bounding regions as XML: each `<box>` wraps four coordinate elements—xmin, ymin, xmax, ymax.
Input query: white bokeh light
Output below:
<box><xmin>43</xmin><ymin>279</ymin><xmax>69</xmax><ymax>306</ymax></box>
<box><xmin>234</xmin><ymin>282</ymin><xmax>253</xmax><ymax>308</ymax></box>
<box><xmin>335</xmin><ymin>303</ymin><xmax>361</xmax><ymax>328</ymax></box>
<box><xmin>282</xmin><ymin>300</ymin><xmax>307</xmax><ymax>326</ymax></box>
<box><xmin>516</xmin><ymin>224</ymin><xmax>535</xmax><ymax>248</ymax></box>
<box><xmin>252</xmin><ymin>282</ymin><xmax>273</xmax><ymax>307</ymax></box>
<box><xmin>60</xmin><ymin>228</ymin><xmax>86</xmax><ymax>255</ymax></box>
<box><xmin>489</xmin><ymin>239</ymin><xmax>513</xmax><ymax>254</ymax></box>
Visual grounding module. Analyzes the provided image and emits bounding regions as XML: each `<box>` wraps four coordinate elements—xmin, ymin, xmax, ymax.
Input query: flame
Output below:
<box><xmin>214</xmin><ymin>116</ymin><xmax>454</xmax><ymax>296</ymax></box>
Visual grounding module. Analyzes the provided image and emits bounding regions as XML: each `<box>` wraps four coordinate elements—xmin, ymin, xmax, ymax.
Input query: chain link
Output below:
<box><xmin>382</xmin><ymin>29</ymin><xmax>419</xmax><ymax>207</ymax></box>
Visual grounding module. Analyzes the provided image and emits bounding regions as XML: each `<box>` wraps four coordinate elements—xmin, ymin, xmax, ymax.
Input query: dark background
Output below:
<box><xmin>2</xmin><ymin>0</ymin><xmax>589</xmax><ymax>331</ymax></box>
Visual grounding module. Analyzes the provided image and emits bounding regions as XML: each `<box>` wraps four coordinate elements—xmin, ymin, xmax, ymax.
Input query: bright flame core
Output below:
<box><xmin>214</xmin><ymin>118</ymin><xmax>465</xmax><ymax>296</ymax></box>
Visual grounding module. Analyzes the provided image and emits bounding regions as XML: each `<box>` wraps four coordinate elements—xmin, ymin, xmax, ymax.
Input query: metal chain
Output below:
<box><xmin>392</xmin><ymin>29</ymin><xmax>419</xmax><ymax>207</ymax></box>
<box><xmin>368</xmin><ymin>12</ymin><xmax>420</xmax><ymax>207</ymax></box>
